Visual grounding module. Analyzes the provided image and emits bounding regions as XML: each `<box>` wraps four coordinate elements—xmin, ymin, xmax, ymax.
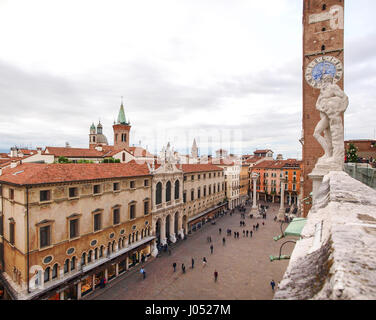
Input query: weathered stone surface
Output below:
<box><xmin>274</xmin><ymin>171</ymin><xmax>376</xmax><ymax>300</ymax></box>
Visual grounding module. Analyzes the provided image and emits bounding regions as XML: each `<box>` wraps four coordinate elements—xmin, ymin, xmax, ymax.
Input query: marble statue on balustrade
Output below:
<box><xmin>312</xmin><ymin>74</ymin><xmax>349</xmax><ymax>174</ymax></box>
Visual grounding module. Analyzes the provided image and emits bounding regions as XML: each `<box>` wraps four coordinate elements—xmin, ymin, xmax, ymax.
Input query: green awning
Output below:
<box><xmin>283</xmin><ymin>218</ymin><xmax>307</xmax><ymax>237</ymax></box>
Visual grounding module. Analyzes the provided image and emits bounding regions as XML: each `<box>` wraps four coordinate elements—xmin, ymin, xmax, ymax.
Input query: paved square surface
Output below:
<box><xmin>87</xmin><ymin>203</ymin><xmax>295</xmax><ymax>300</ymax></box>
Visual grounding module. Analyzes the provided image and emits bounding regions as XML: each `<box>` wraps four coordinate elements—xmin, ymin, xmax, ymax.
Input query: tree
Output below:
<box><xmin>57</xmin><ymin>156</ymin><xmax>70</xmax><ymax>163</ymax></box>
<box><xmin>346</xmin><ymin>143</ymin><xmax>358</xmax><ymax>163</ymax></box>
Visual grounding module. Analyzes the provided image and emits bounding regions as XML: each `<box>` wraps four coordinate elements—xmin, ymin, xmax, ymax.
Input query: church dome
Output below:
<box><xmin>96</xmin><ymin>134</ymin><xmax>108</xmax><ymax>145</ymax></box>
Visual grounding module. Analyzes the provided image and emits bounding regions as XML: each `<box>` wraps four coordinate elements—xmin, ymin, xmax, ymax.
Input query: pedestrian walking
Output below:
<box><xmin>219</xmin><ymin>228</ymin><xmax>222</xmax><ymax>235</ymax></box>
<box><xmin>140</xmin><ymin>267</ymin><xmax>145</xmax><ymax>279</ymax></box>
<box><xmin>246</xmin><ymin>230</ymin><xmax>249</xmax><ymax>237</ymax></box>
<box><xmin>203</xmin><ymin>257</ymin><xmax>207</xmax><ymax>267</ymax></box>
<box><xmin>173</xmin><ymin>262</ymin><xmax>177</xmax><ymax>272</ymax></box>
<box><xmin>243</xmin><ymin>230</ymin><xmax>245</xmax><ymax>237</ymax></box>
<box><xmin>262</xmin><ymin>222</ymin><xmax>265</xmax><ymax>226</ymax></box>
<box><xmin>222</xmin><ymin>237</ymin><xmax>226</xmax><ymax>246</ymax></box>
<box><xmin>270</xmin><ymin>280</ymin><xmax>276</xmax><ymax>291</ymax></box>
<box><xmin>250</xmin><ymin>230</ymin><xmax>253</xmax><ymax>237</ymax></box>
<box><xmin>214</xmin><ymin>270</ymin><xmax>218</xmax><ymax>282</ymax></box>
<box><xmin>210</xmin><ymin>244</ymin><xmax>214</xmax><ymax>254</ymax></box>
<box><xmin>191</xmin><ymin>258</ymin><xmax>195</xmax><ymax>269</ymax></box>
<box><xmin>182</xmin><ymin>264</ymin><xmax>186</xmax><ymax>274</ymax></box>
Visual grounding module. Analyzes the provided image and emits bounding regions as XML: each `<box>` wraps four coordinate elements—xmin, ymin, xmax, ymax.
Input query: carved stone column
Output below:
<box><xmin>169</xmin><ymin>213</ymin><xmax>176</xmax><ymax>243</ymax></box>
<box><xmin>278</xmin><ymin>178</ymin><xmax>287</xmax><ymax>221</ymax></box>
<box><xmin>160</xmin><ymin>215</ymin><xmax>167</xmax><ymax>245</ymax></box>
<box><xmin>251</xmin><ymin>173</ymin><xmax>262</xmax><ymax>218</ymax></box>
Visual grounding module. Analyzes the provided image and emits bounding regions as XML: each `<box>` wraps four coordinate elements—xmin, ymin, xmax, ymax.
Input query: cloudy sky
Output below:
<box><xmin>0</xmin><ymin>0</ymin><xmax>375</xmax><ymax>158</ymax></box>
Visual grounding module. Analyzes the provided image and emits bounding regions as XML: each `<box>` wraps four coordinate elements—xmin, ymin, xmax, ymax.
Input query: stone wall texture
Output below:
<box><xmin>274</xmin><ymin>171</ymin><xmax>376</xmax><ymax>300</ymax></box>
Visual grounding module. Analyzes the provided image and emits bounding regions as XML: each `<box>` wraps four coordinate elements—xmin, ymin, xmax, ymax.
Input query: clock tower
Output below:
<box><xmin>302</xmin><ymin>0</ymin><xmax>345</xmax><ymax>216</ymax></box>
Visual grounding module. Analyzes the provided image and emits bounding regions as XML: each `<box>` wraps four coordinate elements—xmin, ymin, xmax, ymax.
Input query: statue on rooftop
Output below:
<box><xmin>313</xmin><ymin>74</ymin><xmax>349</xmax><ymax>171</ymax></box>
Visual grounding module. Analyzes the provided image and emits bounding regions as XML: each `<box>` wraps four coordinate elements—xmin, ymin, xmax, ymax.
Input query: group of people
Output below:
<box><xmin>172</xmin><ymin>257</ymin><xmax>219</xmax><ymax>282</ymax></box>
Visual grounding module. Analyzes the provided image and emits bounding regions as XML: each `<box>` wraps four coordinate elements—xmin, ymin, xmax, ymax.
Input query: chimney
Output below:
<box><xmin>10</xmin><ymin>160</ymin><xmax>17</xmax><ymax>168</ymax></box>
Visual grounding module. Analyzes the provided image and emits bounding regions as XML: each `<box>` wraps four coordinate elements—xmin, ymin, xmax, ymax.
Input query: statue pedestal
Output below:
<box><xmin>170</xmin><ymin>234</ymin><xmax>176</xmax><ymax>244</ymax></box>
<box><xmin>309</xmin><ymin>163</ymin><xmax>343</xmax><ymax>204</ymax></box>
<box><xmin>277</xmin><ymin>208</ymin><xmax>286</xmax><ymax>222</ymax></box>
<box><xmin>251</xmin><ymin>207</ymin><xmax>262</xmax><ymax>219</ymax></box>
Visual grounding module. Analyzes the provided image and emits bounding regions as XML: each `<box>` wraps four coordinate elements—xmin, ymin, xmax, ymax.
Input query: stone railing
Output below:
<box><xmin>274</xmin><ymin>171</ymin><xmax>376</xmax><ymax>300</ymax></box>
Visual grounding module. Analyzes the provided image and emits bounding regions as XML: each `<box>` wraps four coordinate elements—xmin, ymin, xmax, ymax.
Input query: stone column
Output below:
<box><xmin>278</xmin><ymin>178</ymin><xmax>287</xmax><ymax>221</ymax></box>
<box><xmin>251</xmin><ymin>173</ymin><xmax>262</xmax><ymax>218</ymax></box>
<box><xmin>77</xmin><ymin>282</ymin><xmax>82</xmax><ymax>300</ymax></box>
<box><xmin>160</xmin><ymin>216</ymin><xmax>167</xmax><ymax>245</ymax></box>
<box><xmin>92</xmin><ymin>274</ymin><xmax>96</xmax><ymax>292</ymax></box>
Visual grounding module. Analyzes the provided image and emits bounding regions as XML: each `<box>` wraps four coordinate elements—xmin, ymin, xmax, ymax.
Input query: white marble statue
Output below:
<box><xmin>313</xmin><ymin>74</ymin><xmax>349</xmax><ymax>171</ymax></box>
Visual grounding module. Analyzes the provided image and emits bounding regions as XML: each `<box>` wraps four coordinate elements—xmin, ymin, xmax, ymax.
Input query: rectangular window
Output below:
<box><xmin>113</xmin><ymin>182</ymin><xmax>120</xmax><ymax>191</ymax></box>
<box><xmin>191</xmin><ymin>190</ymin><xmax>194</xmax><ymax>201</ymax></box>
<box><xmin>69</xmin><ymin>187</ymin><xmax>78</xmax><ymax>198</ymax></box>
<box><xmin>130</xmin><ymin>204</ymin><xmax>136</xmax><ymax>220</ymax></box>
<box><xmin>69</xmin><ymin>219</ymin><xmax>79</xmax><ymax>239</ymax></box>
<box><xmin>204</xmin><ymin>187</ymin><xmax>207</xmax><ymax>197</ymax></box>
<box><xmin>203</xmin><ymin>174</ymin><xmax>206</xmax><ymax>179</ymax></box>
<box><xmin>113</xmin><ymin>208</ymin><xmax>120</xmax><ymax>225</ymax></box>
<box><xmin>144</xmin><ymin>201</ymin><xmax>149</xmax><ymax>215</ymax></box>
<box><xmin>214</xmin><ymin>172</ymin><xmax>216</xmax><ymax>177</ymax></box>
<box><xmin>191</xmin><ymin>175</ymin><xmax>194</xmax><ymax>181</ymax></box>
<box><xmin>293</xmin><ymin>184</ymin><xmax>296</xmax><ymax>191</ymax></box>
<box><xmin>94</xmin><ymin>214</ymin><xmax>101</xmax><ymax>232</ymax></box>
<box><xmin>144</xmin><ymin>179</ymin><xmax>149</xmax><ymax>187</ymax></box>
<box><xmin>183</xmin><ymin>192</ymin><xmax>187</xmax><ymax>203</ymax></box>
<box><xmin>9</xmin><ymin>188</ymin><xmax>14</xmax><ymax>200</ymax></box>
<box><xmin>198</xmin><ymin>175</ymin><xmax>200</xmax><ymax>180</ymax></box>
<box><xmin>184</xmin><ymin>176</ymin><xmax>187</xmax><ymax>182</ymax></box>
<box><xmin>40</xmin><ymin>225</ymin><xmax>51</xmax><ymax>248</ymax></box>
<box><xmin>198</xmin><ymin>189</ymin><xmax>201</xmax><ymax>199</ymax></box>
<box><xmin>130</xmin><ymin>181</ymin><xmax>135</xmax><ymax>189</ymax></box>
<box><xmin>93</xmin><ymin>184</ymin><xmax>101</xmax><ymax>195</ymax></box>
<box><xmin>209</xmin><ymin>173</ymin><xmax>211</xmax><ymax>178</ymax></box>
<box><xmin>40</xmin><ymin>190</ymin><xmax>51</xmax><ymax>202</ymax></box>
<box><xmin>9</xmin><ymin>222</ymin><xmax>15</xmax><ymax>245</ymax></box>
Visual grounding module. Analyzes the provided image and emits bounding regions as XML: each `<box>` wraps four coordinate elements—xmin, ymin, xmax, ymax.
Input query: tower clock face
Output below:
<box><xmin>305</xmin><ymin>56</ymin><xmax>343</xmax><ymax>89</ymax></box>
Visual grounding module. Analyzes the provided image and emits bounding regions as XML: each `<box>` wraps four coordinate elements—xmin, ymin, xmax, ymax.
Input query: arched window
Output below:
<box><xmin>111</xmin><ymin>241</ymin><xmax>115</xmax><ymax>252</ymax></box>
<box><xmin>156</xmin><ymin>182</ymin><xmax>162</xmax><ymax>205</ymax></box>
<box><xmin>136</xmin><ymin>231</ymin><xmax>139</xmax><ymax>242</ymax></box>
<box><xmin>44</xmin><ymin>267</ymin><xmax>50</xmax><ymax>283</ymax></box>
<box><xmin>129</xmin><ymin>234</ymin><xmax>132</xmax><ymax>245</ymax></box>
<box><xmin>122</xmin><ymin>152</ymin><xmax>125</xmax><ymax>162</ymax></box>
<box><xmin>118</xmin><ymin>238</ymin><xmax>122</xmax><ymax>249</ymax></box>
<box><xmin>71</xmin><ymin>257</ymin><xmax>76</xmax><ymax>271</ymax></box>
<box><xmin>95</xmin><ymin>248</ymin><xmax>98</xmax><ymax>259</ymax></box>
<box><xmin>166</xmin><ymin>181</ymin><xmax>171</xmax><ymax>202</ymax></box>
<box><xmin>81</xmin><ymin>253</ymin><xmax>86</xmax><ymax>266</ymax></box>
<box><xmin>174</xmin><ymin>180</ymin><xmax>180</xmax><ymax>199</ymax></box>
<box><xmin>88</xmin><ymin>250</ymin><xmax>93</xmax><ymax>263</ymax></box>
<box><xmin>52</xmin><ymin>264</ymin><xmax>58</xmax><ymax>279</ymax></box>
<box><xmin>64</xmin><ymin>259</ymin><xmax>69</xmax><ymax>274</ymax></box>
<box><xmin>99</xmin><ymin>246</ymin><xmax>104</xmax><ymax>258</ymax></box>
<box><xmin>107</xmin><ymin>243</ymin><xmax>111</xmax><ymax>256</ymax></box>
<box><xmin>321</xmin><ymin>45</ymin><xmax>326</xmax><ymax>51</ymax></box>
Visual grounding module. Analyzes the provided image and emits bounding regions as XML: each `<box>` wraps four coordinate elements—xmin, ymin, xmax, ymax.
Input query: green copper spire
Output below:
<box><xmin>117</xmin><ymin>98</ymin><xmax>129</xmax><ymax>125</ymax></box>
<box><xmin>117</xmin><ymin>103</ymin><xmax>126</xmax><ymax>124</ymax></box>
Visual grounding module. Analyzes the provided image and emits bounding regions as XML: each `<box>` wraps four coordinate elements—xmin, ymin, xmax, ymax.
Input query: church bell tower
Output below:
<box><xmin>113</xmin><ymin>100</ymin><xmax>131</xmax><ymax>150</ymax></box>
<box><xmin>302</xmin><ymin>0</ymin><xmax>345</xmax><ymax>216</ymax></box>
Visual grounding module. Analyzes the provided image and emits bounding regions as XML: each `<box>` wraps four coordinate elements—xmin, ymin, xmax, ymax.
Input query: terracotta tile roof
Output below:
<box><xmin>0</xmin><ymin>153</ymin><xmax>9</xmax><ymax>159</ymax></box>
<box><xmin>254</xmin><ymin>149</ymin><xmax>272</xmax><ymax>154</ymax></box>
<box><xmin>0</xmin><ymin>163</ymin><xmax>151</xmax><ymax>186</ymax></box>
<box><xmin>128</xmin><ymin>147</ymin><xmax>154</xmax><ymax>158</ymax></box>
<box><xmin>207</xmin><ymin>159</ymin><xmax>235</xmax><ymax>166</ymax></box>
<box><xmin>252</xmin><ymin>159</ymin><xmax>301</xmax><ymax>169</ymax></box>
<box><xmin>44</xmin><ymin>147</ymin><xmax>104</xmax><ymax>158</ymax></box>
<box><xmin>181</xmin><ymin>164</ymin><xmax>224</xmax><ymax>173</ymax></box>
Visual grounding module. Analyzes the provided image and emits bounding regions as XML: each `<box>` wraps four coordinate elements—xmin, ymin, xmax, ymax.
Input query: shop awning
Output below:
<box><xmin>273</xmin><ymin>218</ymin><xmax>307</xmax><ymax>241</ymax></box>
<box><xmin>283</xmin><ymin>218</ymin><xmax>307</xmax><ymax>237</ymax></box>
